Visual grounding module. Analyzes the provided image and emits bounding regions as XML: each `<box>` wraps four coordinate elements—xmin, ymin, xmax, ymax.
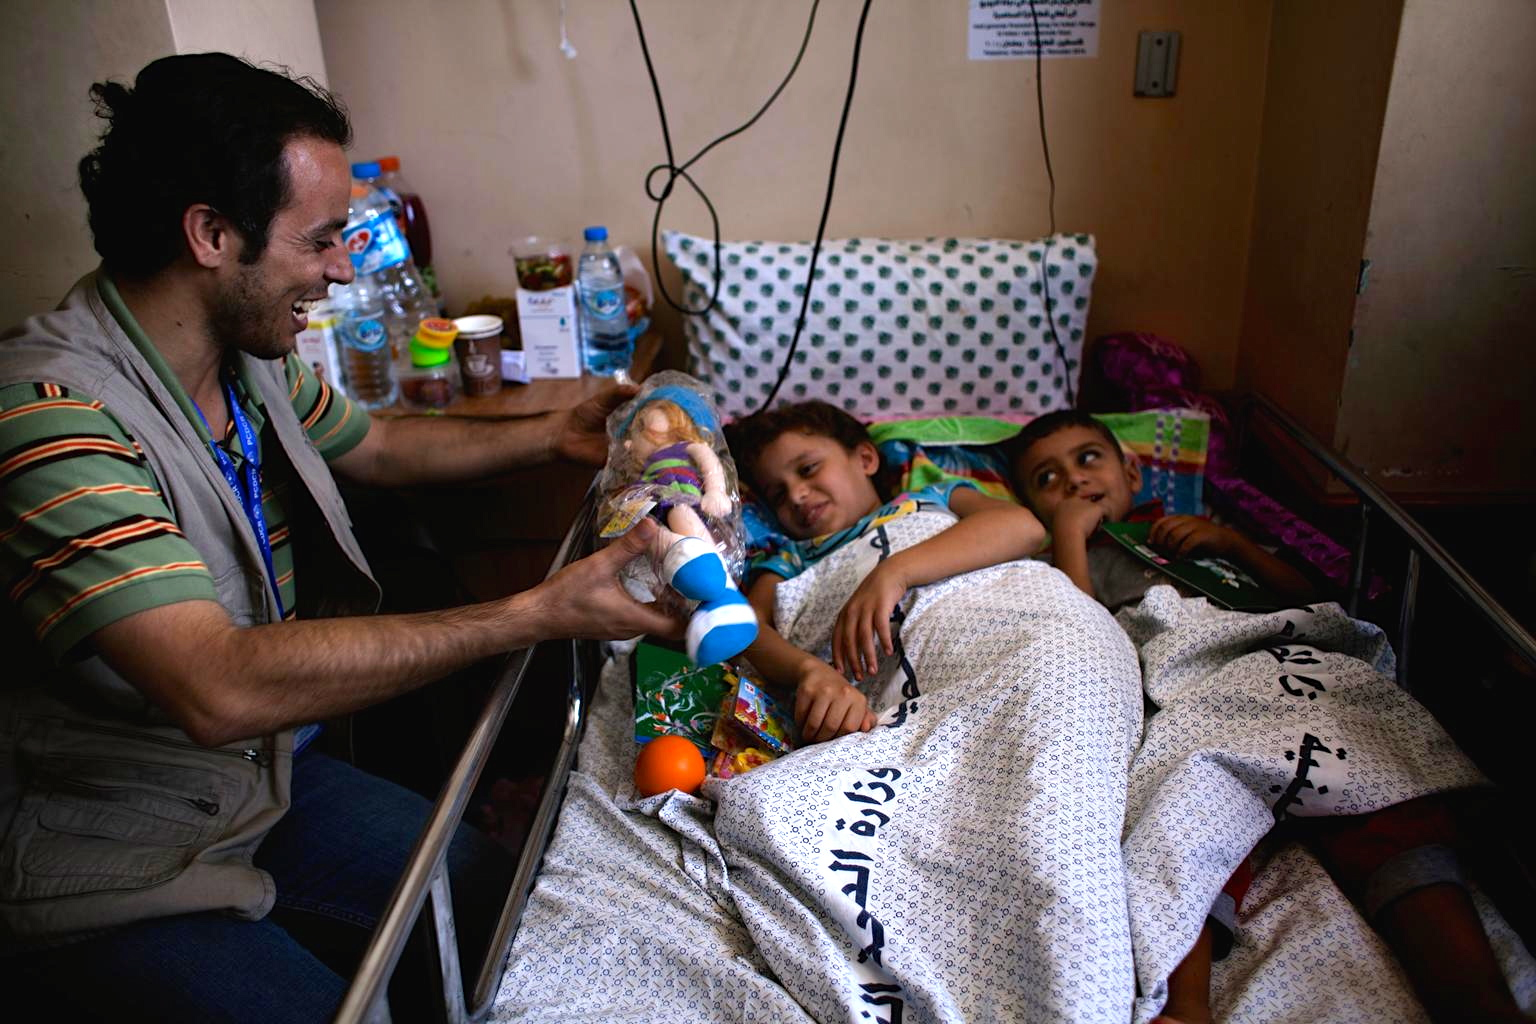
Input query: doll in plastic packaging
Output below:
<box><xmin>596</xmin><ymin>373</ymin><xmax>757</xmax><ymax>665</ymax></box>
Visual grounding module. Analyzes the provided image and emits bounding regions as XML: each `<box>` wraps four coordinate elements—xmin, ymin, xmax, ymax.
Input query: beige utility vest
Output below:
<box><xmin>0</xmin><ymin>272</ymin><xmax>380</xmax><ymax>950</ymax></box>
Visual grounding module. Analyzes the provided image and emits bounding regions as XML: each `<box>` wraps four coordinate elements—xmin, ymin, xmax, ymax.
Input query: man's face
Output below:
<box><xmin>209</xmin><ymin>136</ymin><xmax>354</xmax><ymax>359</ymax></box>
<box><xmin>1014</xmin><ymin>424</ymin><xmax>1141</xmax><ymax>526</ymax></box>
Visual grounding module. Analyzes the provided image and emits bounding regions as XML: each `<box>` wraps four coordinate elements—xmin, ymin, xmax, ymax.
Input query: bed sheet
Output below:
<box><xmin>494</xmin><ymin>651</ymin><xmax>1536</xmax><ymax>1023</ymax></box>
<box><xmin>495</xmin><ymin>525</ymin><xmax>1536</xmax><ymax>1023</ymax></box>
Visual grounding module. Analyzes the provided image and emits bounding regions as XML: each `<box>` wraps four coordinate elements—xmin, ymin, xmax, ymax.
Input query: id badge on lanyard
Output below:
<box><xmin>194</xmin><ymin>373</ymin><xmax>285</xmax><ymax>620</ymax></box>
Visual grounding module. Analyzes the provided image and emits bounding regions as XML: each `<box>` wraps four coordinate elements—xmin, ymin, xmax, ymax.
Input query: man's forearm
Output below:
<box><xmin>96</xmin><ymin>520</ymin><xmax>684</xmax><ymax>747</ymax></box>
<box><xmin>220</xmin><ymin>594</ymin><xmax>550</xmax><ymax>736</ymax></box>
<box><xmin>106</xmin><ymin>590</ymin><xmax>554</xmax><ymax>747</ymax></box>
<box><xmin>359</xmin><ymin>413</ymin><xmax>560</xmax><ymax>487</ymax></box>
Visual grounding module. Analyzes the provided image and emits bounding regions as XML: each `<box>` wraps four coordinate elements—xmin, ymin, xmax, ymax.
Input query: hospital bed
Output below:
<box><xmin>334</xmin><ymin>236</ymin><xmax>1536</xmax><ymax>1024</ymax></box>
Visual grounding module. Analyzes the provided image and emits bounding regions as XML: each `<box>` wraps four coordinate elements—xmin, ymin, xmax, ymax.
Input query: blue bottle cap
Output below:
<box><xmin>351</xmin><ymin>161</ymin><xmax>382</xmax><ymax>179</ymax></box>
<box><xmin>583</xmin><ymin>226</ymin><xmax>608</xmax><ymax>242</ymax></box>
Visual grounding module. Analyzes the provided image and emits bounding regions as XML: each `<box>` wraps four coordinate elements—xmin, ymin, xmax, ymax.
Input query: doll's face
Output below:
<box><xmin>626</xmin><ymin>406</ymin><xmax>679</xmax><ymax>460</ymax></box>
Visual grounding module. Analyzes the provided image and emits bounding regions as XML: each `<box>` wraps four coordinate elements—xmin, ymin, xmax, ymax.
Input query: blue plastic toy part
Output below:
<box><xmin>661</xmin><ymin>535</ymin><xmax>729</xmax><ymax>603</ymax></box>
<box><xmin>687</xmin><ymin>589</ymin><xmax>760</xmax><ymax>667</ymax></box>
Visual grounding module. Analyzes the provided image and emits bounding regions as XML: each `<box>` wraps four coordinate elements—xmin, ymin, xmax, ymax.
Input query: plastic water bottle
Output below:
<box><xmin>366</xmin><ymin>156</ymin><xmax>442</xmax><ymax>313</ymax></box>
<box><xmin>345</xmin><ymin>164</ymin><xmax>435</xmax><ymax>365</ymax></box>
<box><xmin>576</xmin><ymin>226</ymin><xmax>632</xmax><ymax>377</ymax></box>
<box><xmin>332</xmin><ymin>274</ymin><xmax>396</xmax><ymax>409</ymax></box>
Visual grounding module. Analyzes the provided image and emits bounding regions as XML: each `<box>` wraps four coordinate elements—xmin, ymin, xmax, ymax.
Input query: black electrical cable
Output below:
<box><xmin>629</xmin><ymin>0</ymin><xmax>873</xmax><ymax>414</ymax></box>
<box><xmin>1028</xmin><ymin>0</ymin><xmax>1074</xmax><ymax>407</ymax></box>
<box><xmin>757</xmin><ymin>0</ymin><xmax>874</xmax><ymax>412</ymax></box>
<box><xmin>630</xmin><ymin>0</ymin><xmax>821</xmax><ymax>318</ymax></box>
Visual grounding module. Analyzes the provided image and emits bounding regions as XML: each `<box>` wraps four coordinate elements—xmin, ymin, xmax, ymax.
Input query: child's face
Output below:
<box><xmin>752</xmin><ymin>430</ymin><xmax>882</xmax><ymax>539</ymax></box>
<box><xmin>1014</xmin><ymin>425</ymin><xmax>1141</xmax><ymax>526</ymax></box>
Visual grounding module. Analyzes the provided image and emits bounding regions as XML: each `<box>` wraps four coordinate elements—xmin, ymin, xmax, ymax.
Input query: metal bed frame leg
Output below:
<box><xmin>428</xmin><ymin>866</ymin><xmax>468</xmax><ymax>1024</ymax></box>
<box><xmin>1396</xmin><ymin>549</ymin><xmax>1421</xmax><ymax>691</ymax></box>
<box><xmin>1347</xmin><ymin>504</ymin><xmax>1370</xmax><ymax>618</ymax></box>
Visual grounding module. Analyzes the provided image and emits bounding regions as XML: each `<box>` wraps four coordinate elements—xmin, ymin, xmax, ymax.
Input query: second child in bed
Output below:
<box><xmin>724</xmin><ymin>402</ymin><xmax>1046</xmax><ymax>743</ymax></box>
<box><xmin>1009</xmin><ymin>409</ymin><xmax>1526</xmax><ymax>1024</ymax></box>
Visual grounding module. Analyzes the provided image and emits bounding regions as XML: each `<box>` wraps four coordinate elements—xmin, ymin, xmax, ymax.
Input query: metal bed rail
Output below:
<box><xmin>1244</xmin><ymin>393</ymin><xmax>1536</xmax><ymax>683</ymax></box>
<box><xmin>335</xmin><ymin>494</ymin><xmax>599</xmax><ymax>1024</ymax></box>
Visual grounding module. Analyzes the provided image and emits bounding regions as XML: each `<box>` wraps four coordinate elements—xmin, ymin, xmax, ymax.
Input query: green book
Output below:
<box><xmin>631</xmin><ymin>640</ymin><xmax>732</xmax><ymax>751</ymax></box>
<box><xmin>1100</xmin><ymin>520</ymin><xmax>1288</xmax><ymax>612</ymax></box>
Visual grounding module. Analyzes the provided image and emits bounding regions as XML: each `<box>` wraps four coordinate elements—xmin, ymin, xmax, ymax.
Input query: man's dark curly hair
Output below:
<box><xmin>78</xmin><ymin>53</ymin><xmax>352</xmax><ymax>278</ymax></box>
<box><xmin>725</xmin><ymin>401</ymin><xmax>896</xmax><ymax>500</ymax></box>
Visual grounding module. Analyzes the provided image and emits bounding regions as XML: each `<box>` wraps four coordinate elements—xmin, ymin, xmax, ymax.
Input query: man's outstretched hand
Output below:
<box><xmin>527</xmin><ymin>518</ymin><xmax>685</xmax><ymax>642</ymax></box>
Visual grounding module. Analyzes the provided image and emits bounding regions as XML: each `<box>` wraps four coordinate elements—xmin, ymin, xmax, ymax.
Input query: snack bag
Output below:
<box><xmin>707</xmin><ymin>668</ymin><xmax>798</xmax><ymax>780</ymax></box>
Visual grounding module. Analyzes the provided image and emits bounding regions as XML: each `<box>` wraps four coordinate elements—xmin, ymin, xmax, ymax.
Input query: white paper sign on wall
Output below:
<box><xmin>968</xmin><ymin>0</ymin><xmax>1100</xmax><ymax>61</ymax></box>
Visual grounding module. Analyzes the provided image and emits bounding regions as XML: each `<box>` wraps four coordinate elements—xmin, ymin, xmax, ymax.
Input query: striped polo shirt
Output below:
<box><xmin>0</xmin><ymin>278</ymin><xmax>370</xmax><ymax>660</ymax></box>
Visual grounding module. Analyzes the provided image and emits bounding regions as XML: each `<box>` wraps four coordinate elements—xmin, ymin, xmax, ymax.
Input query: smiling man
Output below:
<box><xmin>0</xmin><ymin>54</ymin><xmax>680</xmax><ymax>1021</ymax></box>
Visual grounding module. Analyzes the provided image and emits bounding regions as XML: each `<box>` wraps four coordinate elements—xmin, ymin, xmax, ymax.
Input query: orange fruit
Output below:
<box><xmin>634</xmin><ymin>735</ymin><xmax>706</xmax><ymax>797</ymax></box>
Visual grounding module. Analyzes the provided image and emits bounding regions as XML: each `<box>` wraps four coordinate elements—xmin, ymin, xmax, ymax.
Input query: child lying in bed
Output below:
<box><xmin>725</xmin><ymin>401</ymin><xmax>1046</xmax><ymax>743</ymax></box>
<box><xmin>1009</xmin><ymin>409</ymin><xmax>1526</xmax><ymax>1024</ymax></box>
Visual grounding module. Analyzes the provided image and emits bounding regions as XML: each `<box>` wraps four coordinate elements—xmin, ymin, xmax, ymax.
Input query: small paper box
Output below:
<box><xmin>727</xmin><ymin>671</ymin><xmax>796</xmax><ymax>754</ymax></box>
<box><xmin>707</xmin><ymin>692</ymin><xmax>776</xmax><ymax>780</ymax></box>
<box><xmin>705</xmin><ymin>668</ymin><xmax>799</xmax><ymax>780</ymax></box>
<box><xmin>515</xmin><ymin>286</ymin><xmax>582</xmax><ymax>379</ymax></box>
<box><xmin>632</xmin><ymin>640</ymin><xmax>731</xmax><ymax>751</ymax></box>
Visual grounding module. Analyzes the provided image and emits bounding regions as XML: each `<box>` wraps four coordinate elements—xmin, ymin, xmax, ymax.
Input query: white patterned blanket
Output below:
<box><xmin>1118</xmin><ymin>586</ymin><xmax>1532</xmax><ymax>1022</ymax></box>
<box><xmin>494</xmin><ymin>514</ymin><xmax>1534</xmax><ymax>1023</ymax></box>
<box><xmin>499</xmin><ymin>507</ymin><xmax>1143</xmax><ymax>1022</ymax></box>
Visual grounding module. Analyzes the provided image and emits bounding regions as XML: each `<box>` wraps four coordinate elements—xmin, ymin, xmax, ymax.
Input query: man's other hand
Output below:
<box><xmin>548</xmin><ymin>384</ymin><xmax>639</xmax><ymax>466</ymax></box>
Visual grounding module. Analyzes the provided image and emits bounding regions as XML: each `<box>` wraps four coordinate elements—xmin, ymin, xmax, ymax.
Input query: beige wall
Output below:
<box><xmin>0</xmin><ymin>0</ymin><xmax>331</xmax><ymax>331</ymax></box>
<box><xmin>1235</xmin><ymin>0</ymin><xmax>1404</xmax><ymax>442</ymax></box>
<box><xmin>317</xmin><ymin>0</ymin><xmax>1272</xmax><ymax>385</ymax></box>
<box><xmin>1334</xmin><ymin>0</ymin><xmax>1536</xmax><ymax>497</ymax></box>
<box><xmin>0</xmin><ymin>0</ymin><xmax>175</xmax><ymax>329</ymax></box>
<box><xmin>165</xmin><ymin>0</ymin><xmax>330</xmax><ymax>84</ymax></box>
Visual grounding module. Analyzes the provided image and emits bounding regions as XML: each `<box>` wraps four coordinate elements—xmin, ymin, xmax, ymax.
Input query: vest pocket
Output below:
<box><xmin>3</xmin><ymin>755</ymin><xmax>231</xmax><ymax>901</ymax></box>
<box><xmin>211</xmin><ymin>561</ymin><xmax>261</xmax><ymax>627</ymax></box>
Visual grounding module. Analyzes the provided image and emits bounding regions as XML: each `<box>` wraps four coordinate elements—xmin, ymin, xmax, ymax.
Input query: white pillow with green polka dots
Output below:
<box><xmin>663</xmin><ymin>231</ymin><xmax>1095</xmax><ymax>420</ymax></box>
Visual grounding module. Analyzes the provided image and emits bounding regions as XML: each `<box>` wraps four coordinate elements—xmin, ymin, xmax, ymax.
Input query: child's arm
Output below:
<box><xmin>1148</xmin><ymin>515</ymin><xmax>1315</xmax><ymax>604</ymax></box>
<box><xmin>833</xmin><ymin>488</ymin><xmax>1047</xmax><ymax>679</ymax></box>
<box><xmin>745</xmin><ymin>572</ymin><xmax>877</xmax><ymax>743</ymax></box>
<box><xmin>1041</xmin><ymin>496</ymin><xmax>1107</xmax><ymax>601</ymax></box>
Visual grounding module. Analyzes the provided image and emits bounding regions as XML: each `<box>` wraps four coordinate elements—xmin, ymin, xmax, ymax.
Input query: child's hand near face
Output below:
<box><xmin>795</xmin><ymin>659</ymin><xmax>878</xmax><ymax>743</ymax></box>
<box><xmin>832</xmin><ymin>560</ymin><xmax>910</xmax><ymax>681</ymax></box>
<box><xmin>1049</xmin><ymin>494</ymin><xmax>1111</xmax><ymax>542</ymax></box>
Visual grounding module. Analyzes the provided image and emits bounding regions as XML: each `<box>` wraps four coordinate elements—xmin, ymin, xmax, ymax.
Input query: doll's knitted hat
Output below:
<box><xmin>619</xmin><ymin>383</ymin><xmax>721</xmax><ymax>439</ymax></box>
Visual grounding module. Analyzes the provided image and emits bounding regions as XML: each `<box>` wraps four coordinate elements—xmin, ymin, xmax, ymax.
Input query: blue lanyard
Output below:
<box><xmin>193</xmin><ymin>373</ymin><xmax>285</xmax><ymax>620</ymax></box>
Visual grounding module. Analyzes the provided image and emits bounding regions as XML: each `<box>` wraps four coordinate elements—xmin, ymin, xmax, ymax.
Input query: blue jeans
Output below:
<box><xmin>7</xmin><ymin>751</ymin><xmax>513</xmax><ymax>1023</ymax></box>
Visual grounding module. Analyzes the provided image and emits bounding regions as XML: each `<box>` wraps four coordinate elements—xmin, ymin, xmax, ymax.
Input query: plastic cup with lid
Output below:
<box><xmin>452</xmin><ymin>315</ymin><xmax>505</xmax><ymax>397</ymax></box>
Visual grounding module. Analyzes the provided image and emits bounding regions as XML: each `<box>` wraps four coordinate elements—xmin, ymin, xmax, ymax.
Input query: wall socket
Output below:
<box><xmin>1135</xmin><ymin>31</ymin><xmax>1180</xmax><ymax>98</ymax></box>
